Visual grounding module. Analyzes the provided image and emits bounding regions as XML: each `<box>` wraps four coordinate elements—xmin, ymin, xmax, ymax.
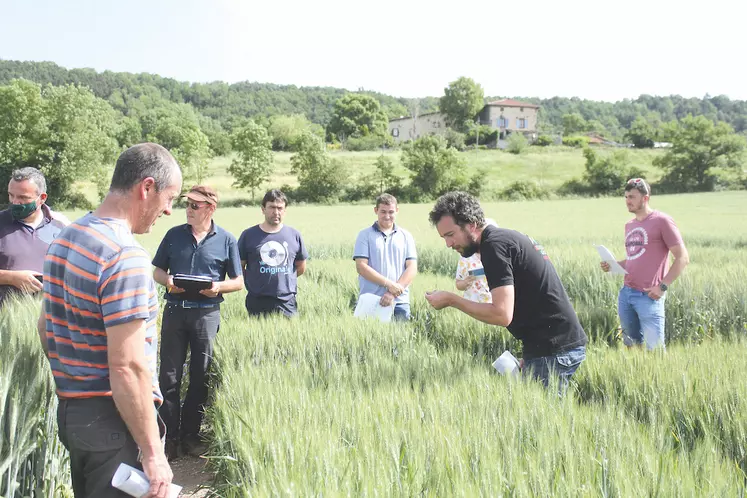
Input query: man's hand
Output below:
<box><xmin>644</xmin><ymin>285</ymin><xmax>664</xmax><ymax>301</ymax></box>
<box><xmin>166</xmin><ymin>276</ymin><xmax>185</xmax><ymax>294</ymax></box>
<box><xmin>12</xmin><ymin>270</ymin><xmax>43</xmax><ymax>293</ymax></box>
<box><xmin>424</xmin><ymin>290</ymin><xmax>454</xmax><ymax>310</ymax></box>
<box><xmin>141</xmin><ymin>452</ymin><xmax>173</xmax><ymax>498</ymax></box>
<box><xmin>199</xmin><ymin>281</ymin><xmax>221</xmax><ymax>298</ymax></box>
<box><xmin>386</xmin><ymin>281</ymin><xmax>404</xmax><ymax>297</ymax></box>
<box><xmin>379</xmin><ymin>291</ymin><xmax>395</xmax><ymax>307</ymax></box>
<box><xmin>600</xmin><ymin>261</ymin><xmax>611</xmax><ymax>273</ymax></box>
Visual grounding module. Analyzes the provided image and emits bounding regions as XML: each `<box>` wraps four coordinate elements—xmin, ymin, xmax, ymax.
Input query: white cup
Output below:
<box><xmin>492</xmin><ymin>350</ymin><xmax>520</xmax><ymax>375</ymax></box>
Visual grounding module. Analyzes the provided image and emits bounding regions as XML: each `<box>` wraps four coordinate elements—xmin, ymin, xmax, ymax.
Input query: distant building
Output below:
<box><xmin>388</xmin><ymin>99</ymin><xmax>540</xmax><ymax>145</ymax></box>
<box><xmin>388</xmin><ymin>112</ymin><xmax>446</xmax><ymax>142</ymax></box>
<box><xmin>477</xmin><ymin>99</ymin><xmax>540</xmax><ymax>140</ymax></box>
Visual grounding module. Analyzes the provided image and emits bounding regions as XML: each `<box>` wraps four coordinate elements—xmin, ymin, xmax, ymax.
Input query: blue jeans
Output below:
<box><xmin>523</xmin><ymin>346</ymin><xmax>586</xmax><ymax>394</ymax></box>
<box><xmin>618</xmin><ymin>286</ymin><xmax>666</xmax><ymax>350</ymax></box>
<box><xmin>393</xmin><ymin>303</ymin><xmax>411</xmax><ymax>321</ymax></box>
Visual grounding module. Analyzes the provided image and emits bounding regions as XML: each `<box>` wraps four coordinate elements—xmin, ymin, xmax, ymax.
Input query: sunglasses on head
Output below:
<box><xmin>627</xmin><ymin>178</ymin><xmax>649</xmax><ymax>194</ymax></box>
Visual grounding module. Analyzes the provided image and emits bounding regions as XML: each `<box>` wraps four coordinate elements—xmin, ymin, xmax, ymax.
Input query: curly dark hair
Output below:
<box><xmin>429</xmin><ymin>191</ymin><xmax>485</xmax><ymax>227</ymax></box>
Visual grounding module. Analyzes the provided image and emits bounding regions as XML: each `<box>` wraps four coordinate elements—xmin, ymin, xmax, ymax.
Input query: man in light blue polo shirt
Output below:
<box><xmin>353</xmin><ymin>193</ymin><xmax>417</xmax><ymax>320</ymax></box>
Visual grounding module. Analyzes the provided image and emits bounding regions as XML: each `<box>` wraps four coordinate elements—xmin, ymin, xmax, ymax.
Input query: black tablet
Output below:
<box><xmin>172</xmin><ymin>274</ymin><xmax>213</xmax><ymax>291</ymax></box>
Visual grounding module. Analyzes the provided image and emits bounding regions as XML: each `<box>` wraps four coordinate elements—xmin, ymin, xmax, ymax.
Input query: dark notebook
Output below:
<box><xmin>172</xmin><ymin>274</ymin><xmax>213</xmax><ymax>292</ymax></box>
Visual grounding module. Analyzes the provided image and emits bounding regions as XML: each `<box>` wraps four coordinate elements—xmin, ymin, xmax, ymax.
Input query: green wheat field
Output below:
<box><xmin>2</xmin><ymin>191</ymin><xmax>746</xmax><ymax>497</ymax></box>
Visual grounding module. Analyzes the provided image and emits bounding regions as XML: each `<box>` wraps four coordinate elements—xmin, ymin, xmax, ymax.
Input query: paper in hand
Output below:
<box><xmin>353</xmin><ymin>293</ymin><xmax>394</xmax><ymax>323</ymax></box>
<box><xmin>111</xmin><ymin>463</ymin><xmax>182</xmax><ymax>498</ymax></box>
<box><xmin>595</xmin><ymin>245</ymin><xmax>628</xmax><ymax>275</ymax></box>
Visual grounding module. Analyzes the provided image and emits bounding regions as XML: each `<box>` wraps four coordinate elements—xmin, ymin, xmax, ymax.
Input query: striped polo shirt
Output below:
<box><xmin>43</xmin><ymin>213</ymin><xmax>162</xmax><ymax>403</ymax></box>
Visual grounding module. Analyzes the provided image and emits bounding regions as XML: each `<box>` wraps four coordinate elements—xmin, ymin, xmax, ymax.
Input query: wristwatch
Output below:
<box><xmin>659</xmin><ymin>283</ymin><xmax>668</xmax><ymax>292</ymax></box>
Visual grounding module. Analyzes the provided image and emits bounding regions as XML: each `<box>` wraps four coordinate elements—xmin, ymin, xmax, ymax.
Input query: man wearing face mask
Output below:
<box><xmin>0</xmin><ymin>167</ymin><xmax>69</xmax><ymax>307</ymax></box>
<box><xmin>152</xmin><ymin>185</ymin><xmax>244</xmax><ymax>460</ymax></box>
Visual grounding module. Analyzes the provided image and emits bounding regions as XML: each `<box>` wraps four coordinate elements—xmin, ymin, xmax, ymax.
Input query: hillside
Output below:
<box><xmin>2</xmin><ymin>59</ymin><xmax>746</xmax><ymax>138</ymax></box>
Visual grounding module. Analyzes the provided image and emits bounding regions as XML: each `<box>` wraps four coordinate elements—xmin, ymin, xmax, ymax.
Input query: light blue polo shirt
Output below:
<box><xmin>353</xmin><ymin>222</ymin><xmax>417</xmax><ymax>304</ymax></box>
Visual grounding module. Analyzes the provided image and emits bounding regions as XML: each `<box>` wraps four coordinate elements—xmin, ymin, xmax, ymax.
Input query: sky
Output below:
<box><xmin>1</xmin><ymin>0</ymin><xmax>745</xmax><ymax>102</ymax></box>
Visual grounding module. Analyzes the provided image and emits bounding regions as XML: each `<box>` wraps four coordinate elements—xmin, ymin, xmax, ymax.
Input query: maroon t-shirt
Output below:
<box><xmin>623</xmin><ymin>210</ymin><xmax>683</xmax><ymax>292</ymax></box>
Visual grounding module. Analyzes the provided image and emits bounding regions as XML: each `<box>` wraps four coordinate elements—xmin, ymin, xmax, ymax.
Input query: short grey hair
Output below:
<box><xmin>11</xmin><ymin>167</ymin><xmax>47</xmax><ymax>195</ymax></box>
<box><xmin>109</xmin><ymin>143</ymin><xmax>181</xmax><ymax>194</ymax></box>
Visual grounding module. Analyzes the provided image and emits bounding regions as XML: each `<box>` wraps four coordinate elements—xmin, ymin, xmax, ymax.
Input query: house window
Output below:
<box><xmin>516</xmin><ymin>118</ymin><xmax>527</xmax><ymax>129</ymax></box>
<box><xmin>498</xmin><ymin>116</ymin><xmax>507</xmax><ymax>128</ymax></box>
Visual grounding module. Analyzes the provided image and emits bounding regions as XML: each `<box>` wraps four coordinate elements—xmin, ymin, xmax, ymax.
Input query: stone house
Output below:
<box><xmin>387</xmin><ymin>99</ymin><xmax>540</xmax><ymax>144</ymax></box>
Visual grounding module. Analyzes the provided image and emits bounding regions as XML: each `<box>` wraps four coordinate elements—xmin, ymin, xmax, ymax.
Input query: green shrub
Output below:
<box><xmin>562</xmin><ymin>135</ymin><xmax>590</xmax><ymax>148</ymax></box>
<box><xmin>582</xmin><ymin>147</ymin><xmax>644</xmax><ymax>196</ymax></box>
<box><xmin>465</xmin><ymin>125</ymin><xmax>498</xmax><ymax>146</ymax></box>
<box><xmin>506</xmin><ymin>133</ymin><xmax>529</xmax><ymax>154</ymax></box>
<box><xmin>498</xmin><ymin>180</ymin><xmax>551</xmax><ymax>201</ymax></box>
<box><xmin>345</xmin><ymin>135</ymin><xmax>391</xmax><ymax>151</ymax></box>
<box><xmin>443</xmin><ymin>128</ymin><xmax>466</xmax><ymax>151</ymax></box>
<box><xmin>535</xmin><ymin>134</ymin><xmax>554</xmax><ymax>146</ymax></box>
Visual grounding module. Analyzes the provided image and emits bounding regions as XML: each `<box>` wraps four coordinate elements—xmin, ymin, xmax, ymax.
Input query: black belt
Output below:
<box><xmin>167</xmin><ymin>300</ymin><xmax>218</xmax><ymax>309</ymax></box>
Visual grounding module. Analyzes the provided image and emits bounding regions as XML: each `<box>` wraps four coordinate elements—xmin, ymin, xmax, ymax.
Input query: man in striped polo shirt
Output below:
<box><xmin>39</xmin><ymin>143</ymin><xmax>182</xmax><ymax>498</ymax></box>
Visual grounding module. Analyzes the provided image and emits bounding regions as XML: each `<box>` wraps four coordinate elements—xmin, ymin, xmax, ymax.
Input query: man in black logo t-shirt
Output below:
<box><xmin>425</xmin><ymin>192</ymin><xmax>587</xmax><ymax>390</ymax></box>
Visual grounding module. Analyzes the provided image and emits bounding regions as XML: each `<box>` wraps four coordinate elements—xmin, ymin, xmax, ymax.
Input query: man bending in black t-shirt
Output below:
<box><xmin>425</xmin><ymin>191</ymin><xmax>588</xmax><ymax>391</ymax></box>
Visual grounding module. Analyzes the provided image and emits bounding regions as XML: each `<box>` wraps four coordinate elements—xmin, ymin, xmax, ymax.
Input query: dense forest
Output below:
<box><xmin>2</xmin><ymin>59</ymin><xmax>746</xmax><ymax>139</ymax></box>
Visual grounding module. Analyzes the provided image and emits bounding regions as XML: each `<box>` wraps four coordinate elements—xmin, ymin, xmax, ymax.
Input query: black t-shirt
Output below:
<box><xmin>479</xmin><ymin>226</ymin><xmax>587</xmax><ymax>358</ymax></box>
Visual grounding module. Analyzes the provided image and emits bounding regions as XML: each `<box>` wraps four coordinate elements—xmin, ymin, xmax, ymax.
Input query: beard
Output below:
<box><xmin>459</xmin><ymin>241</ymin><xmax>480</xmax><ymax>258</ymax></box>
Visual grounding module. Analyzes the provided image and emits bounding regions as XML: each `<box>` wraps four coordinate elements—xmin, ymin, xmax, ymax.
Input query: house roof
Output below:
<box><xmin>388</xmin><ymin>111</ymin><xmax>443</xmax><ymax>122</ymax></box>
<box><xmin>486</xmin><ymin>99</ymin><xmax>540</xmax><ymax>109</ymax></box>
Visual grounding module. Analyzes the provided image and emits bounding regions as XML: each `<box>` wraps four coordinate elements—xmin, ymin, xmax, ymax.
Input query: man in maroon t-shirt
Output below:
<box><xmin>601</xmin><ymin>178</ymin><xmax>689</xmax><ymax>349</ymax></box>
<box><xmin>0</xmin><ymin>167</ymin><xmax>69</xmax><ymax>307</ymax></box>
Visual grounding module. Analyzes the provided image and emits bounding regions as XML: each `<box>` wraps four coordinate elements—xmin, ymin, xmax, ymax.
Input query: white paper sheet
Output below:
<box><xmin>353</xmin><ymin>293</ymin><xmax>394</xmax><ymax>323</ymax></box>
<box><xmin>111</xmin><ymin>463</ymin><xmax>182</xmax><ymax>498</ymax></box>
<box><xmin>595</xmin><ymin>245</ymin><xmax>628</xmax><ymax>275</ymax></box>
<box><xmin>492</xmin><ymin>350</ymin><xmax>520</xmax><ymax>375</ymax></box>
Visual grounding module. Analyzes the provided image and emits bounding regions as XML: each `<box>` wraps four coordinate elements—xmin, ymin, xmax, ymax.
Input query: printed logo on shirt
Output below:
<box><xmin>259</xmin><ymin>240</ymin><xmax>292</xmax><ymax>275</ymax></box>
<box><xmin>528</xmin><ymin>236</ymin><xmax>549</xmax><ymax>261</ymax></box>
<box><xmin>625</xmin><ymin>227</ymin><xmax>648</xmax><ymax>260</ymax></box>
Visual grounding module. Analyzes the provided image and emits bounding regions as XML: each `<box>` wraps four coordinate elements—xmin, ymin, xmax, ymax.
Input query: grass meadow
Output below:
<box><xmin>2</xmin><ymin>190</ymin><xmax>746</xmax><ymax>496</ymax></box>
<box><xmin>72</xmin><ymin>146</ymin><xmax>666</xmax><ymax>206</ymax></box>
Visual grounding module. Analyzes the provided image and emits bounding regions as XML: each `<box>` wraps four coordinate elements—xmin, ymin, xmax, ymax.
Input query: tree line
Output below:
<box><xmin>0</xmin><ymin>60</ymin><xmax>745</xmax><ymax>208</ymax></box>
<box><xmin>3</xmin><ymin>59</ymin><xmax>747</xmax><ymax>140</ymax></box>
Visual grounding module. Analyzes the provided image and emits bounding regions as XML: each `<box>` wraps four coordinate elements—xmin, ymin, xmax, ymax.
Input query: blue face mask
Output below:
<box><xmin>10</xmin><ymin>198</ymin><xmax>40</xmax><ymax>221</ymax></box>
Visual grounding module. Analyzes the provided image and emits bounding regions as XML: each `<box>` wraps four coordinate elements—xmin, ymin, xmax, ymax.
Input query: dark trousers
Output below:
<box><xmin>57</xmin><ymin>397</ymin><xmax>141</xmax><ymax>498</ymax></box>
<box><xmin>158</xmin><ymin>304</ymin><xmax>220</xmax><ymax>442</ymax></box>
<box><xmin>245</xmin><ymin>294</ymin><xmax>297</xmax><ymax>318</ymax></box>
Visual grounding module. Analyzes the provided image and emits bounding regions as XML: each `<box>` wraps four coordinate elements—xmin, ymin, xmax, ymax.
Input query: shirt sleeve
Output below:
<box><xmin>353</xmin><ymin>231</ymin><xmax>369</xmax><ymax>260</ymax></box>
<box><xmin>661</xmin><ymin>215</ymin><xmax>684</xmax><ymax>249</ymax></box>
<box><xmin>151</xmin><ymin>231</ymin><xmax>171</xmax><ymax>271</ymax></box>
<box><xmin>99</xmin><ymin>248</ymin><xmax>154</xmax><ymax>328</ymax></box>
<box><xmin>456</xmin><ymin>257</ymin><xmax>469</xmax><ymax>279</ymax></box>
<box><xmin>405</xmin><ymin>232</ymin><xmax>417</xmax><ymax>261</ymax></box>
<box><xmin>238</xmin><ymin>230</ymin><xmax>248</xmax><ymax>262</ymax></box>
<box><xmin>480</xmin><ymin>241</ymin><xmax>514</xmax><ymax>290</ymax></box>
<box><xmin>296</xmin><ymin>232</ymin><xmax>308</xmax><ymax>262</ymax></box>
<box><xmin>226</xmin><ymin>234</ymin><xmax>243</xmax><ymax>279</ymax></box>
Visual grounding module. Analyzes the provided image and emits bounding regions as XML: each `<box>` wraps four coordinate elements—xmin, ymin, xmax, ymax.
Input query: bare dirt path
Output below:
<box><xmin>171</xmin><ymin>455</ymin><xmax>215</xmax><ymax>497</ymax></box>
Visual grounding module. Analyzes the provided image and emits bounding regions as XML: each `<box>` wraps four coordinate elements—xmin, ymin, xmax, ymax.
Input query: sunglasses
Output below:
<box><xmin>187</xmin><ymin>202</ymin><xmax>208</xmax><ymax>210</ymax></box>
<box><xmin>626</xmin><ymin>178</ymin><xmax>649</xmax><ymax>194</ymax></box>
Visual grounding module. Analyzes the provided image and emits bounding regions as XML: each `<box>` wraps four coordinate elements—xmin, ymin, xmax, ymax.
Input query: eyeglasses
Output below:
<box><xmin>187</xmin><ymin>202</ymin><xmax>207</xmax><ymax>210</ymax></box>
<box><xmin>626</xmin><ymin>178</ymin><xmax>649</xmax><ymax>195</ymax></box>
